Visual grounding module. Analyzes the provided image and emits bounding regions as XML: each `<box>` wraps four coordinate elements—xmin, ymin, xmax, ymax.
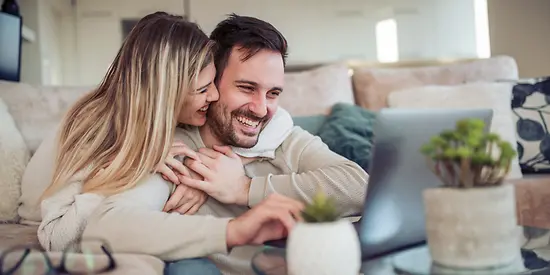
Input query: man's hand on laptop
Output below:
<box><xmin>226</xmin><ymin>194</ymin><xmax>304</xmax><ymax>249</ymax></box>
<box><xmin>180</xmin><ymin>145</ymin><xmax>252</xmax><ymax>206</ymax></box>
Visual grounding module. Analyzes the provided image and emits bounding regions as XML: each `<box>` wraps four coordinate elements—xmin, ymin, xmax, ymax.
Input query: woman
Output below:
<box><xmin>32</xmin><ymin>11</ymin><xmax>294</xmax><ymax>275</ymax></box>
<box><xmin>32</xmin><ymin>12</ymin><xmax>222</xmax><ymax>275</ymax></box>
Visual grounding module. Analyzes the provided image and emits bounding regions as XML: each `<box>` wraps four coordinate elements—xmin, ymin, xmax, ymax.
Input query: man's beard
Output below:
<box><xmin>206</xmin><ymin>103</ymin><xmax>270</xmax><ymax>148</ymax></box>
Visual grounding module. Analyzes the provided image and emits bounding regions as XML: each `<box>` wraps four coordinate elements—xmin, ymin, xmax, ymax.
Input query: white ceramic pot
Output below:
<box><xmin>286</xmin><ymin>220</ymin><xmax>361</xmax><ymax>275</ymax></box>
<box><xmin>423</xmin><ymin>183</ymin><xmax>522</xmax><ymax>269</ymax></box>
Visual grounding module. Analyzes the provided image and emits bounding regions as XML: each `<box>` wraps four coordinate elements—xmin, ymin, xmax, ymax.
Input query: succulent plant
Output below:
<box><xmin>420</xmin><ymin>118</ymin><xmax>517</xmax><ymax>188</ymax></box>
<box><xmin>301</xmin><ymin>191</ymin><xmax>340</xmax><ymax>223</ymax></box>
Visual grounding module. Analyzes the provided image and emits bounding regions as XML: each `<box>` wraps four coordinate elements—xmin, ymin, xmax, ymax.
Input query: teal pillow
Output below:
<box><xmin>317</xmin><ymin>103</ymin><xmax>376</xmax><ymax>171</ymax></box>
<box><xmin>293</xmin><ymin>115</ymin><xmax>327</xmax><ymax>135</ymax></box>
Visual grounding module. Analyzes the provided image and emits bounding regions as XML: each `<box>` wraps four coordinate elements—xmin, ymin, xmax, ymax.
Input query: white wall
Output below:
<box><xmin>70</xmin><ymin>0</ymin><xmax>185</xmax><ymax>86</ymax></box>
<box><xmin>18</xmin><ymin>0</ymin><xmax>41</xmax><ymax>84</ymax></box>
<box><xmin>189</xmin><ymin>0</ymin><xmax>378</xmax><ymax>64</ymax></box>
<box><xmin>17</xmin><ymin>0</ymin><xmax>71</xmax><ymax>85</ymax></box>
<box><xmin>58</xmin><ymin>0</ymin><xmax>480</xmax><ymax>86</ymax></box>
<box><xmin>488</xmin><ymin>0</ymin><xmax>550</xmax><ymax>78</ymax></box>
<box><xmin>373</xmin><ymin>0</ymin><xmax>477</xmax><ymax>60</ymax></box>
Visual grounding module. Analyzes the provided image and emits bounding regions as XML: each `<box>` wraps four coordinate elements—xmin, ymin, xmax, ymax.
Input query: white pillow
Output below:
<box><xmin>0</xmin><ymin>98</ymin><xmax>30</xmax><ymax>222</ymax></box>
<box><xmin>387</xmin><ymin>82</ymin><xmax>523</xmax><ymax>180</ymax></box>
<box><xmin>281</xmin><ymin>63</ymin><xmax>355</xmax><ymax>116</ymax></box>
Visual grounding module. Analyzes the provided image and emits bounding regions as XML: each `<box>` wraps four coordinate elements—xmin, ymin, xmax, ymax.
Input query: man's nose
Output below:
<box><xmin>249</xmin><ymin>94</ymin><xmax>268</xmax><ymax>118</ymax></box>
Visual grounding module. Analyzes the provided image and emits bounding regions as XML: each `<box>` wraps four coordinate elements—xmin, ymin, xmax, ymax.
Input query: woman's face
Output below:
<box><xmin>177</xmin><ymin>62</ymin><xmax>219</xmax><ymax>126</ymax></box>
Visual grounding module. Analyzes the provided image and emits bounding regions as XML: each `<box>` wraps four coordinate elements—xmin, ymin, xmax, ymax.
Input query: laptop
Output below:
<box><xmin>265</xmin><ymin>108</ymin><xmax>493</xmax><ymax>261</ymax></box>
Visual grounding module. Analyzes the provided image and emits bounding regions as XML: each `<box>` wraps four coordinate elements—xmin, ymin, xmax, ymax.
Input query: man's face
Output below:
<box><xmin>206</xmin><ymin>47</ymin><xmax>285</xmax><ymax>148</ymax></box>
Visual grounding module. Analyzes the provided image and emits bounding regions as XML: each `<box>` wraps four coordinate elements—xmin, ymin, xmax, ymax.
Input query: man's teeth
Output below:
<box><xmin>236</xmin><ymin>116</ymin><xmax>259</xmax><ymax>127</ymax></box>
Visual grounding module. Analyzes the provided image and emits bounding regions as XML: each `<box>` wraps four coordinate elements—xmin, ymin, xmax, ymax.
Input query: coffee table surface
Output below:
<box><xmin>251</xmin><ymin>244</ymin><xmax>550</xmax><ymax>275</ymax></box>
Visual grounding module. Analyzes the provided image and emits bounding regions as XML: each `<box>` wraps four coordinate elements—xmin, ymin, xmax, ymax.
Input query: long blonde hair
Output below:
<box><xmin>41</xmin><ymin>12</ymin><xmax>215</xmax><ymax>199</ymax></box>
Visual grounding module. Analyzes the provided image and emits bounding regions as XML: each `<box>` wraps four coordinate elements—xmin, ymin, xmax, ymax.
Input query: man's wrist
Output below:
<box><xmin>226</xmin><ymin>219</ymin><xmax>241</xmax><ymax>249</ymax></box>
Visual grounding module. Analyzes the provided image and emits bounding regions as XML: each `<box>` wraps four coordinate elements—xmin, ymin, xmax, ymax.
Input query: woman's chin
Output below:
<box><xmin>177</xmin><ymin>111</ymin><xmax>207</xmax><ymax>127</ymax></box>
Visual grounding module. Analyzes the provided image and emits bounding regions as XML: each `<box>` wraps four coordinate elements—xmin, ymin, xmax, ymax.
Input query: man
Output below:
<box><xmin>83</xmin><ymin>14</ymin><xmax>367</xmax><ymax>275</ymax></box>
<box><xmin>165</xmin><ymin>14</ymin><xmax>369</xmax><ymax>273</ymax></box>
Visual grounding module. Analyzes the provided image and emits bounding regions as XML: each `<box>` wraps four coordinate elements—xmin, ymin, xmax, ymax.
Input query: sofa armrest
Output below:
<box><xmin>514</xmin><ymin>175</ymin><xmax>550</xmax><ymax>229</ymax></box>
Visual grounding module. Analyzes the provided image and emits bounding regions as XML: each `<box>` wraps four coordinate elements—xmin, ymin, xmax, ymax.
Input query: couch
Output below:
<box><xmin>1</xmin><ymin>55</ymin><xmax>549</xmax><ymax>273</ymax></box>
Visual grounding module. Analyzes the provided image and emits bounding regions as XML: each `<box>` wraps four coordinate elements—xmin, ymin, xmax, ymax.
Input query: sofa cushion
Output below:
<box><xmin>387</xmin><ymin>82</ymin><xmax>523</xmax><ymax>180</ymax></box>
<box><xmin>317</xmin><ymin>103</ymin><xmax>376</xmax><ymax>171</ymax></box>
<box><xmin>280</xmin><ymin>63</ymin><xmax>355</xmax><ymax>116</ymax></box>
<box><xmin>352</xmin><ymin>55</ymin><xmax>519</xmax><ymax>111</ymax></box>
<box><xmin>0</xmin><ymin>99</ymin><xmax>30</xmax><ymax>222</ymax></box>
<box><xmin>0</xmin><ymin>224</ymin><xmax>40</xmax><ymax>252</ymax></box>
<box><xmin>510</xmin><ymin>76</ymin><xmax>550</xmax><ymax>174</ymax></box>
<box><xmin>0</xmin><ymin>81</ymin><xmax>92</xmax><ymax>154</ymax></box>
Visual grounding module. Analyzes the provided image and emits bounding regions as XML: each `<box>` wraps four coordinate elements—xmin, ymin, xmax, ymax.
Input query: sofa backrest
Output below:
<box><xmin>0</xmin><ymin>81</ymin><xmax>93</xmax><ymax>153</ymax></box>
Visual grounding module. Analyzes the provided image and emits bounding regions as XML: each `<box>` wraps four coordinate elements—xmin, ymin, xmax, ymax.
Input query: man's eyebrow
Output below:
<box><xmin>234</xmin><ymin>80</ymin><xmax>258</xmax><ymax>86</ymax></box>
<box><xmin>195</xmin><ymin>81</ymin><xmax>212</xmax><ymax>91</ymax></box>
<box><xmin>235</xmin><ymin>79</ymin><xmax>283</xmax><ymax>92</ymax></box>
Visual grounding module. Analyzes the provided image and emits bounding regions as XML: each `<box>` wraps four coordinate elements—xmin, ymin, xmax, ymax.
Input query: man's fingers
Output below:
<box><xmin>178</xmin><ymin>175</ymin><xmax>213</xmax><ymax>194</ymax></box>
<box><xmin>166</xmin><ymin>157</ymin><xmax>190</xmax><ymax>177</ymax></box>
<box><xmin>157</xmin><ymin>165</ymin><xmax>179</xmax><ymax>185</ymax></box>
<box><xmin>264</xmin><ymin>208</ymin><xmax>297</xmax><ymax>232</ymax></box>
<box><xmin>213</xmin><ymin>145</ymin><xmax>239</xmax><ymax>158</ymax></box>
<box><xmin>184</xmin><ymin>159</ymin><xmax>215</xmax><ymax>179</ymax></box>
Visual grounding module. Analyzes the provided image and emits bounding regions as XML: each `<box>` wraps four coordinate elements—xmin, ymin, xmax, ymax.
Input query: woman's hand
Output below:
<box><xmin>163</xmin><ymin>168</ymin><xmax>207</xmax><ymax>214</ymax></box>
<box><xmin>157</xmin><ymin>141</ymin><xmax>208</xmax><ymax>214</ymax></box>
<box><xmin>155</xmin><ymin>141</ymin><xmax>199</xmax><ymax>185</ymax></box>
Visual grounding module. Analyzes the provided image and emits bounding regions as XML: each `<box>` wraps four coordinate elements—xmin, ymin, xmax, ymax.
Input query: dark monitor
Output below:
<box><xmin>0</xmin><ymin>12</ymin><xmax>22</xmax><ymax>82</ymax></box>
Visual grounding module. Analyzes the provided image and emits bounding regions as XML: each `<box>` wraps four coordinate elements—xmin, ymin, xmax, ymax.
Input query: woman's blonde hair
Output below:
<box><xmin>41</xmin><ymin>12</ymin><xmax>215</xmax><ymax>199</ymax></box>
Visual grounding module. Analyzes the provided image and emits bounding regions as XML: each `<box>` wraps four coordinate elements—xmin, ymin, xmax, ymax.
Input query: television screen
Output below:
<box><xmin>0</xmin><ymin>12</ymin><xmax>22</xmax><ymax>82</ymax></box>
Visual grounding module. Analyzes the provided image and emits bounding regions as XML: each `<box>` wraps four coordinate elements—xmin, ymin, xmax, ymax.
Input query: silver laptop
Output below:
<box><xmin>358</xmin><ymin>108</ymin><xmax>493</xmax><ymax>260</ymax></box>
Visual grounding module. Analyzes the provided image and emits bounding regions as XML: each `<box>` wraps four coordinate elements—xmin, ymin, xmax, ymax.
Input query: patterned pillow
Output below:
<box><xmin>512</xmin><ymin>77</ymin><xmax>550</xmax><ymax>173</ymax></box>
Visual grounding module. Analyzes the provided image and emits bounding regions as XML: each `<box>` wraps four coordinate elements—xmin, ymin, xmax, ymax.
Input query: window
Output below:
<box><xmin>375</xmin><ymin>19</ymin><xmax>399</xmax><ymax>63</ymax></box>
<box><xmin>474</xmin><ymin>0</ymin><xmax>491</xmax><ymax>58</ymax></box>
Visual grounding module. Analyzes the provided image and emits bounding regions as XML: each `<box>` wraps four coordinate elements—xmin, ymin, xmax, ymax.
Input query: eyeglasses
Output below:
<box><xmin>0</xmin><ymin>237</ymin><xmax>117</xmax><ymax>275</ymax></box>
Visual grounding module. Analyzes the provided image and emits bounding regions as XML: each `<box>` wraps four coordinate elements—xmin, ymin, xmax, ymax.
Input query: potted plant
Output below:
<box><xmin>286</xmin><ymin>191</ymin><xmax>361</xmax><ymax>275</ymax></box>
<box><xmin>420</xmin><ymin>118</ymin><xmax>522</xmax><ymax>269</ymax></box>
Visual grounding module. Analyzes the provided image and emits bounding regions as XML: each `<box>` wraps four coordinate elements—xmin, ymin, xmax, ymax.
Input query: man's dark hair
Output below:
<box><xmin>209</xmin><ymin>13</ymin><xmax>288</xmax><ymax>82</ymax></box>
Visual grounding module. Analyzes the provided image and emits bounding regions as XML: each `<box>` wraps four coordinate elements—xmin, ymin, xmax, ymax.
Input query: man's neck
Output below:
<box><xmin>198</xmin><ymin>124</ymin><xmax>259</xmax><ymax>165</ymax></box>
<box><xmin>198</xmin><ymin>124</ymin><xmax>224</xmax><ymax>149</ymax></box>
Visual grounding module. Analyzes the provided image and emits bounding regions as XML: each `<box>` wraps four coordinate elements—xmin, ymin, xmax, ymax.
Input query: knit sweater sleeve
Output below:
<box><xmin>38</xmin><ymin>179</ymin><xmax>105</xmax><ymax>252</ymax></box>
<box><xmin>248</xmin><ymin>127</ymin><xmax>369</xmax><ymax>216</ymax></box>
<box><xmin>82</xmin><ymin>174</ymin><xmax>231</xmax><ymax>261</ymax></box>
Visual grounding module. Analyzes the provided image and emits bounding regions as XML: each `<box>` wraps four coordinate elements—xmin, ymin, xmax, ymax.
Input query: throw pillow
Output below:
<box><xmin>387</xmin><ymin>82</ymin><xmax>523</xmax><ymax>180</ymax></box>
<box><xmin>280</xmin><ymin>63</ymin><xmax>355</xmax><ymax>116</ymax></box>
<box><xmin>352</xmin><ymin>55</ymin><xmax>519</xmax><ymax>111</ymax></box>
<box><xmin>0</xmin><ymin>98</ymin><xmax>30</xmax><ymax>222</ymax></box>
<box><xmin>510</xmin><ymin>76</ymin><xmax>550</xmax><ymax>173</ymax></box>
<box><xmin>317</xmin><ymin>103</ymin><xmax>377</xmax><ymax>171</ymax></box>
